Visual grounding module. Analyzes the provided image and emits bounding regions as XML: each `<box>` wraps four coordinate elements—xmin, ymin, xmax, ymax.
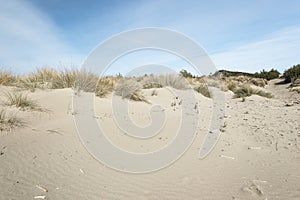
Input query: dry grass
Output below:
<box><xmin>141</xmin><ymin>74</ymin><xmax>190</xmax><ymax>90</ymax></box>
<box><xmin>0</xmin><ymin>109</ymin><xmax>24</xmax><ymax>132</ymax></box>
<box><xmin>141</xmin><ymin>76</ymin><xmax>163</xmax><ymax>89</ymax></box>
<box><xmin>151</xmin><ymin>89</ymin><xmax>158</xmax><ymax>96</ymax></box>
<box><xmin>158</xmin><ymin>74</ymin><xmax>190</xmax><ymax>89</ymax></box>
<box><xmin>233</xmin><ymin>85</ymin><xmax>273</xmax><ymax>98</ymax></box>
<box><xmin>225</xmin><ymin>76</ymin><xmax>267</xmax><ymax>87</ymax></box>
<box><xmin>225</xmin><ymin>81</ymin><xmax>238</xmax><ymax>92</ymax></box>
<box><xmin>194</xmin><ymin>84</ymin><xmax>211</xmax><ymax>98</ymax></box>
<box><xmin>115</xmin><ymin>79</ymin><xmax>149</xmax><ymax>103</ymax></box>
<box><xmin>0</xmin><ymin>70</ymin><xmax>16</xmax><ymax>86</ymax></box>
<box><xmin>16</xmin><ymin>68</ymin><xmax>58</xmax><ymax>91</ymax></box>
<box><xmin>95</xmin><ymin>78</ymin><xmax>115</xmax><ymax>97</ymax></box>
<box><xmin>73</xmin><ymin>70</ymin><xmax>99</xmax><ymax>92</ymax></box>
<box><xmin>205</xmin><ymin>76</ymin><xmax>268</xmax><ymax>92</ymax></box>
<box><xmin>16</xmin><ymin>68</ymin><xmax>99</xmax><ymax>92</ymax></box>
<box><xmin>2</xmin><ymin>91</ymin><xmax>44</xmax><ymax>111</ymax></box>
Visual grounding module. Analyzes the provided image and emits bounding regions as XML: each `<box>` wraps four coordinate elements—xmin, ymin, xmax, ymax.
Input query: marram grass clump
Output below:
<box><xmin>114</xmin><ymin>79</ymin><xmax>149</xmax><ymax>103</ymax></box>
<box><xmin>233</xmin><ymin>85</ymin><xmax>273</xmax><ymax>98</ymax></box>
<box><xmin>95</xmin><ymin>78</ymin><xmax>115</xmax><ymax>97</ymax></box>
<box><xmin>0</xmin><ymin>70</ymin><xmax>16</xmax><ymax>86</ymax></box>
<box><xmin>0</xmin><ymin>109</ymin><xmax>24</xmax><ymax>132</ymax></box>
<box><xmin>3</xmin><ymin>91</ymin><xmax>45</xmax><ymax>111</ymax></box>
<box><xmin>194</xmin><ymin>84</ymin><xmax>211</xmax><ymax>98</ymax></box>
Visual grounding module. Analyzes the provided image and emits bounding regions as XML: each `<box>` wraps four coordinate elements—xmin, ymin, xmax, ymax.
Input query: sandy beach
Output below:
<box><xmin>0</xmin><ymin>77</ymin><xmax>299</xmax><ymax>200</ymax></box>
<box><xmin>2</xmin><ymin>0</ymin><xmax>300</xmax><ymax>199</ymax></box>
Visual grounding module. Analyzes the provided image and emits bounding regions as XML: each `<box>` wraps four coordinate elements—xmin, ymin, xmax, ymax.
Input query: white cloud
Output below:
<box><xmin>0</xmin><ymin>0</ymin><xmax>83</xmax><ymax>74</ymax></box>
<box><xmin>210</xmin><ymin>26</ymin><xmax>300</xmax><ymax>73</ymax></box>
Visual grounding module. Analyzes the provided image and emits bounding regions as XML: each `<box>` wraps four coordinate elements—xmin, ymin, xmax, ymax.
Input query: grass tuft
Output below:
<box><xmin>95</xmin><ymin>78</ymin><xmax>114</xmax><ymax>97</ymax></box>
<box><xmin>233</xmin><ymin>85</ymin><xmax>273</xmax><ymax>98</ymax></box>
<box><xmin>0</xmin><ymin>109</ymin><xmax>24</xmax><ymax>132</ymax></box>
<box><xmin>115</xmin><ymin>79</ymin><xmax>149</xmax><ymax>103</ymax></box>
<box><xmin>3</xmin><ymin>91</ymin><xmax>44</xmax><ymax>111</ymax></box>
<box><xmin>194</xmin><ymin>84</ymin><xmax>211</xmax><ymax>98</ymax></box>
<box><xmin>0</xmin><ymin>70</ymin><xmax>16</xmax><ymax>86</ymax></box>
<box><xmin>158</xmin><ymin>74</ymin><xmax>190</xmax><ymax>90</ymax></box>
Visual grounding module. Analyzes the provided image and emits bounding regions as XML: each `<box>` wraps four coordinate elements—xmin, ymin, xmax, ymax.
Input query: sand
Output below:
<box><xmin>0</xmin><ymin>79</ymin><xmax>300</xmax><ymax>200</ymax></box>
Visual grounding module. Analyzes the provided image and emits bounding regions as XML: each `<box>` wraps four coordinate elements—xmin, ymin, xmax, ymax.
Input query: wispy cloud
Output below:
<box><xmin>210</xmin><ymin>26</ymin><xmax>300</xmax><ymax>73</ymax></box>
<box><xmin>1</xmin><ymin>0</ymin><xmax>299</xmax><ymax>74</ymax></box>
<box><xmin>0</xmin><ymin>0</ymin><xmax>83</xmax><ymax>73</ymax></box>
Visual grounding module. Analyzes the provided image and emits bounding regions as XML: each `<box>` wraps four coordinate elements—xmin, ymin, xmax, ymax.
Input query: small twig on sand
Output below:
<box><xmin>220</xmin><ymin>155</ymin><xmax>235</xmax><ymax>160</ymax></box>
<box><xmin>34</xmin><ymin>196</ymin><xmax>46</xmax><ymax>199</ymax></box>
<box><xmin>248</xmin><ymin>147</ymin><xmax>261</xmax><ymax>150</ymax></box>
<box><xmin>36</xmin><ymin>185</ymin><xmax>48</xmax><ymax>192</ymax></box>
<box><xmin>46</xmin><ymin>129</ymin><xmax>62</xmax><ymax>135</ymax></box>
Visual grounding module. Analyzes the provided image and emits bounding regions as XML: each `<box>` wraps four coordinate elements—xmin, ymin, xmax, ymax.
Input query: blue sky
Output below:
<box><xmin>1</xmin><ymin>0</ymin><xmax>300</xmax><ymax>75</ymax></box>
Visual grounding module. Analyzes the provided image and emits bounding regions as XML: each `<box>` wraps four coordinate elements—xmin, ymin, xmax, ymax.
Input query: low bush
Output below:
<box><xmin>283</xmin><ymin>64</ymin><xmax>300</xmax><ymax>83</ymax></box>
<box><xmin>194</xmin><ymin>84</ymin><xmax>211</xmax><ymax>98</ymax></box>
<box><xmin>233</xmin><ymin>85</ymin><xmax>273</xmax><ymax>98</ymax></box>
<box><xmin>114</xmin><ymin>79</ymin><xmax>149</xmax><ymax>103</ymax></box>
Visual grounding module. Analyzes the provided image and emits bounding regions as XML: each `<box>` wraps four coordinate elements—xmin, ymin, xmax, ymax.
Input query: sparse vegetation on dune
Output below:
<box><xmin>95</xmin><ymin>78</ymin><xmax>115</xmax><ymax>97</ymax></box>
<box><xmin>148</xmin><ymin>74</ymin><xmax>189</xmax><ymax>89</ymax></box>
<box><xmin>15</xmin><ymin>68</ymin><xmax>99</xmax><ymax>92</ymax></box>
<box><xmin>283</xmin><ymin>64</ymin><xmax>300</xmax><ymax>83</ymax></box>
<box><xmin>194</xmin><ymin>84</ymin><xmax>211</xmax><ymax>98</ymax></box>
<box><xmin>141</xmin><ymin>75</ymin><xmax>163</xmax><ymax>89</ymax></box>
<box><xmin>0</xmin><ymin>109</ymin><xmax>24</xmax><ymax>131</ymax></box>
<box><xmin>225</xmin><ymin>81</ymin><xmax>238</xmax><ymax>92</ymax></box>
<box><xmin>253</xmin><ymin>69</ymin><xmax>280</xmax><ymax>80</ymax></box>
<box><xmin>158</xmin><ymin>74</ymin><xmax>190</xmax><ymax>90</ymax></box>
<box><xmin>115</xmin><ymin>79</ymin><xmax>149</xmax><ymax>103</ymax></box>
<box><xmin>204</xmin><ymin>75</ymin><xmax>268</xmax><ymax>93</ymax></box>
<box><xmin>17</xmin><ymin>68</ymin><xmax>59</xmax><ymax>90</ymax></box>
<box><xmin>73</xmin><ymin>70</ymin><xmax>99</xmax><ymax>92</ymax></box>
<box><xmin>0</xmin><ymin>70</ymin><xmax>16</xmax><ymax>86</ymax></box>
<box><xmin>215</xmin><ymin>68</ymin><xmax>280</xmax><ymax>81</ymax></box>
<box><xmin>224</xmin><ymin>76</ymin><xmax>267</xmax><ymax>88</ymax></box>
<box><xmin>233</xmin><ymin>85</ymin><xmax>273</xmax><ymax>98</ymax></box>
<box><xmin>139</xmin><ymin>74</ymin><xmax>190</xmax><ymax>90</ymax></box>
<box><xmin>1</xmin><ymin>66</ymin><xmax>299</xmax><ymax>101</ymax></box>
<box><xmin>2</xmin><ymin>91</ymin><xmax>44</xmax><ymax>111</ymax></box>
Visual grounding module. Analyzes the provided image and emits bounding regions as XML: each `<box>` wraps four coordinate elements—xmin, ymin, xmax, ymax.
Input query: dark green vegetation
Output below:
<box><xmin>215</xmin><ymin>68</ymin><xmax>280</xmax><ymax>80</ymax></box>
<box><xmin>283</xmin><ymin>64</ymin><xmax>300</xmax><ymax>83</ymax></box>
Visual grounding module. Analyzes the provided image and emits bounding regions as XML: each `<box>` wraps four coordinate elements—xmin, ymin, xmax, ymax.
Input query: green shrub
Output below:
<box><xmin>253</xmin><ymin>69</ymin><xmax>280</xmax><ymax>80</ymax></box>
<box><xmin>179</xmin><ymin>69</ymin><xmax>193</xmax><ymax>78</ymax></box>
<box><xmin>283</xmin><ymin>64</ymin><xmax>300</xmax><ymax>83</ymax></box>
<box><xmin>216</xmin><ymin>69</ymin><xmax>280</xmax><ymax>80</ymax></box>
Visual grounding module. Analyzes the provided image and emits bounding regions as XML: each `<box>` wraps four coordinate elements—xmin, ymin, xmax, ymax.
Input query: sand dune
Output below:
<box><xmin>0</xmin><ymin>79</ymin><xmax>300</xmax><ymax>200</ymax></box>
